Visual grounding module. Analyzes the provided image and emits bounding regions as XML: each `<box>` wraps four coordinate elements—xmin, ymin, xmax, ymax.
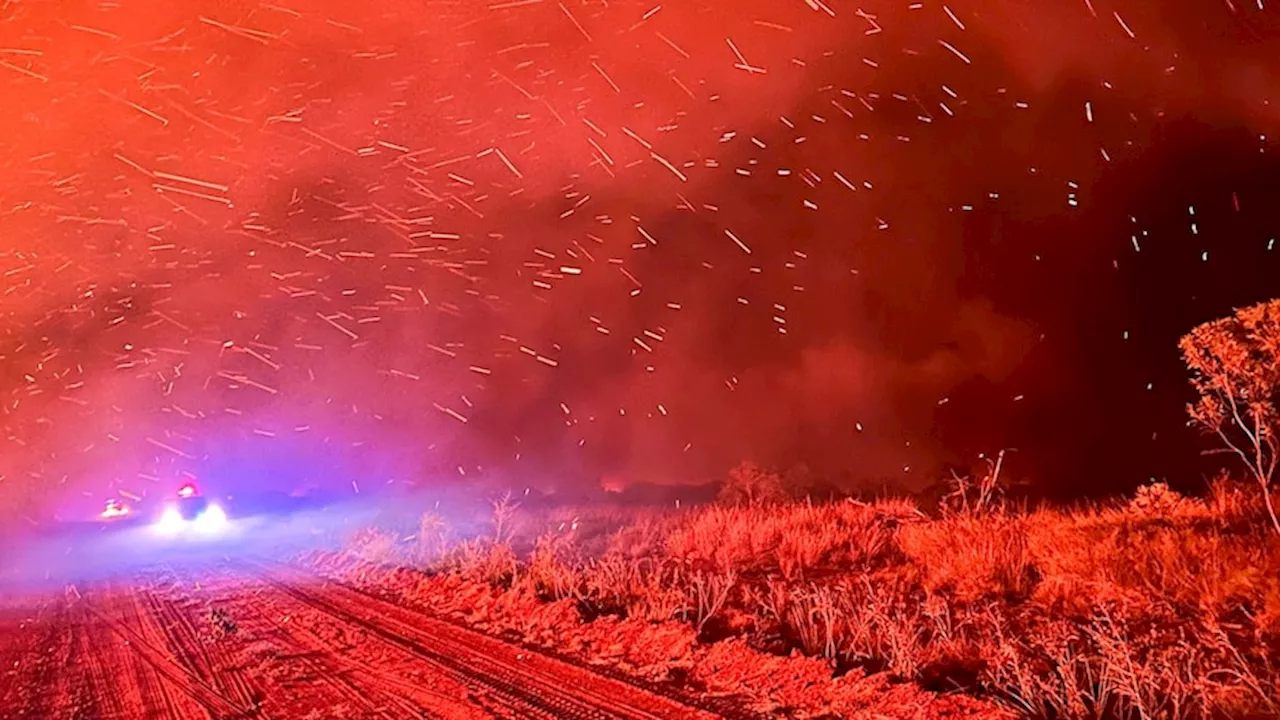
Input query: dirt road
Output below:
<box><xmin>0</xmin><ymin>561</ymin><xmax>729</xmax><ymax>720</ymax></box>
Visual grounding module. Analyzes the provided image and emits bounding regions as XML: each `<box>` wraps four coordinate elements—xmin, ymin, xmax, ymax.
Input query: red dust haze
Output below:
<box><xmin>0</xmin><ymin>0</ymin><xmax>1278</xmax><ymax>518</ymax></box>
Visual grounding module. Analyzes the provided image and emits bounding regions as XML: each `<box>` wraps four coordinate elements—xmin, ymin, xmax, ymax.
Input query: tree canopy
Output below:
<box><xmin>1180</xmin><ymin>298</ymin><xmax>1280</xmax><ymax>532</ymax></box>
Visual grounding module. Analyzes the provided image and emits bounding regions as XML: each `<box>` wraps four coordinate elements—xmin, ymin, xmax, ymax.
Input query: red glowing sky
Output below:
<box><xmin>1</xmin><ymin>0</ymin><xmax>1278</xmax><ymax>518</ymax></box>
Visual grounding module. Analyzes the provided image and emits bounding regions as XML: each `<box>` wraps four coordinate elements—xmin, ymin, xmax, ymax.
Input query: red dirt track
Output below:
<box><xmin>0</xmin><ymin>561</ymin><xmax>729</xmax><ymax>719</ymax></box>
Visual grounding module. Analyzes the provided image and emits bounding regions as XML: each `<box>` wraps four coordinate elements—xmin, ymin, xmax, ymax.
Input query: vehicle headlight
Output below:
<box><xmin>155</xmin><ymin>506</ymin><xmax>184</xmax><ymax>534</ymax></box>
<box><xmin>194</xmin><ymin>504</ymin><xmax>228</xmax><ymax>533</ymax></box>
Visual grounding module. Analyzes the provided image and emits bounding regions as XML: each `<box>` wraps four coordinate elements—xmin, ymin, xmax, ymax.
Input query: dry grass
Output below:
<box><xmin>326</xmin><ymin>478</ymin><xmax>1280</xmax><ymax>719</ymax></box>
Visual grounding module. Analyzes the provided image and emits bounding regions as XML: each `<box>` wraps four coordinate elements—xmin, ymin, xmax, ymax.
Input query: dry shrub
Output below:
<box><xmin>604</xmin><ymin>511</ymin><xmax>676</xmax><ymax>558</ymax></box>
<box><xmin>694</xmin><ymin>635</ymin><xmax>1011</xmax><ymax>719</ymax></box>
<box><xmin>1027</xmin><ymin>506</ymin><xmax>1280</xmax><ymax>622</ymax></box>
<box><xmin>490</xmin><ymin>491</ymin><xmax>521</xmax><ymax>543</ymax></box>
<box><xmin>1088</xmin><ymin>611</ymin><xmax>1218</xmax><ymax>720</ymax></box>
<box><xmin>940</xmin><ymin>450</ymin><xmax>1012</xmax><ymax>518</ymax></box>
<box><xmin>1208</xmin><ymin>472</ymin><xmax>1265</xmax><ymax>525</ymax></box>
<box><xmin>440</xmin><ymin>539</ymin><xmax>519</xmax><ymax>586</ymax></box>
<box><xmin>978</xmin><ymin>612</ymin><xmax>1116</xmax><ymax>718</ymax></box>
<box><xmin>525</xmin><ymin>533</ymin><xmax>582</xmax><ymax>602</ymax></box>
<box><xmin>488</xmin><ymin>590</ymin><xmax>582</xmax><ymax>644</ymax></box>
<box><xmin>685</xmin><ymin>568</ymin><xmax>738</xmax><ymax>635</ymax></box>
<box><xmin>754</xmin><ymin>580</ymin><xmax>843</xmax><ymax>661</ymax></box>
<box><xmin>580</xmin><ymin>555</ymin><xmax>687</xmax><ymax>622</ymax></box>
<box><xmin>333</xmin><ymin>483</ymin><xmax>1280</xmax><ymax>720</ymax></box>
<box><xmin>625</xmin><ymin>568</ymin><xmax>688</xmax><ymax>623</ymax></box>
<box><xmin>346</xmin><ymin>527</ymin><xmax>400</xmax><ymax>565</ymax></box>
<box><xmin>414</xmin><ymin>511</ymin><xmax>450</xmax><ymax>564</ymax></box>
<box><xmin>664</xmin><ymin>500</ymin><xmax>907</xmax><ymax>579</ymax></box>
<box><xmin>1127</xmin><ymin>481</ymin><xmax>1203</xmax><ymax>517</ymax></box>
<box><xmin>578</xmin><ymin>554</ymin><xmax>643</xmax><ymax>614</ymax></box>
<box><xmin>662</xmin><ymin>505</ymin><xmax>768</xmax><ymax>569</ymax></box>
<box><xmin>572</xmin><ymin>615</ymin><xmax>700</xmax><ymax>681</ymax></box>
<box><xmin>979</xmin><ymin>606</ymin><xmax>1279</xmax><ymax>720</ymax></box>
<box><xmin>695</xmin><ymin>636</ymin><xmax>850</xmax><ymax>714</ymax></box>
<box><xmin>1119</xmin><ymin>528</ymin><xmax>1270</xmax><ymax>614</ymax></box>
<box><xmin>837</xmin><ymin>575</ymin><xmax>929</xmax><ymax>680</ymax></box>
<box><xmin>717</xmin><ymin>460</ymin><xmax>789</xmax><ymax>506</ymax></box>
<box><xmin>520</xmin><ymin>505</ymin><xmax>661</xmax><ymax>556</ymax></box>
<box><xmin>900</xmin><ymin>515</ymin><xmax>1039</xmax><ymax>602</ymax></box>
<box><xmin>748</xmin><ymin>572</ymin><xmax>935</xmax><ymax>680</ymax></box>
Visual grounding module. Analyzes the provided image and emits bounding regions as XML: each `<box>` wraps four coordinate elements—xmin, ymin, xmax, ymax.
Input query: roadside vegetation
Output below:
<box><xmin>307</xmin><ymin>299</ymin><xmax>1280</xmax><ymax>719</ymax></box>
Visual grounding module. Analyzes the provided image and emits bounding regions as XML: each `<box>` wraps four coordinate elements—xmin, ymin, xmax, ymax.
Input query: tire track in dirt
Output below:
<box><xmin>1</xmin><ymin>586</ymin><xmax>220</xmax><ymax>720</ymax></box>
<box><xmin>58</xmin><ymin>603</ymin><xmax>104</xmax><ymax>720</ymax></box>
<box><xmin>0</xmin><ymin>603</ymin><xmax>58</xmax><ymax>711</ymax></box>
<box><xmin>5</xmin><ymin>561</ymin><xmax>736</xmax><ymax>719</ymax></box>
<box><xmin>76</xmin><ymin>595</ymin><xmax>201</xmax><ymax>720</ymax></box>
<box><xmin>167</xmin><ymin>564</ymin><xmax>506</xmax><ymax>720</ymax></box>
<box><xmin>238</xmin><ymin>559</ymin><xmax>726</xmax><ymax>720</ymax></box>
<box><xmin>161</xmin><ymin>571</ymin><xmax>426</xmax><ymax>719</ymax></box>
<box><xmin>3</xmin><ymin>600</ymin><xmax>77</xmax><ymax>718</ymax></box>
<box><xmin>72</xmin><ymin>603</ymin><xmax>138</xmax><ymax>720</ymax></box>
<box><xmin>79</xmin><ymin>580</ymin><xmax>250</xmax><ymax>719</ymax></box>
<box><xmin>233</xmin><ymin>605</ymin><xmax>490</xmax><ymax>719</ymax></box>
<box><xmin>135</xmin><ymin>572</ymin><xmax>267</xmax><ymax>715</ymax></box>
<box><xmin>249</xmin><ymin>579</ymin><xmax>594</xmax><ymax>720</ymax></box>
<box><xmin>97</xmin><ymin>581</ymin><xmax>214</xmax><ymax>720</ymax></box>
<box><xmin>335</xmin><ymin>564</ymin><xmax>756</xmax><ymax>720</ymax></box>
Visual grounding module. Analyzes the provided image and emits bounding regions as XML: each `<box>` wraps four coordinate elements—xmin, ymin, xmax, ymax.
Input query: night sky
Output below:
<box><xmin>0</xmin><ymin>0</ymin><xmax>1277</xmax><ymax>519</ymax></box>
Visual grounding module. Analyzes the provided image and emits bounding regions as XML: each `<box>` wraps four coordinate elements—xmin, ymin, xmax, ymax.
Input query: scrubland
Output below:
<box><xmin>305</xmin><ymin>476</ymin><xmax>1280</xmax><ymax>719</ymax></box>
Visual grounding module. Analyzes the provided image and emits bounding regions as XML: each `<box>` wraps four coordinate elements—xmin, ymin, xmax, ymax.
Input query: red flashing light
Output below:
<box><xmin>178</xmin><ymin>483</ymin><xmax>197</xmax><ymax>498</ymax></box>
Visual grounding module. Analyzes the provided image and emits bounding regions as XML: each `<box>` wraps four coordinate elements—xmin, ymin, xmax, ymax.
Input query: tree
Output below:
<box><xmin>1180</xmin><ymin>298</ymin><xmax>1280</xmax><ymax>534</ymax></box>
<box><xmin>717</xmin><ymin>460</ymin><xmax>788</xmax><ymax>506</ymax></box>
<box><xmin>781</xmin><ymin>462</ymin><xmax>818</xmax><ymax>498</ymax></box>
